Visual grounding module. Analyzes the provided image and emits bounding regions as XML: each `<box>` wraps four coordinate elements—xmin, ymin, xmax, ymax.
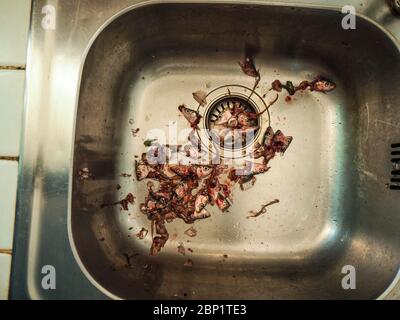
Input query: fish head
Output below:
<box><xmin>179</xmin><ymin>105</ymin><xmax>201</xmax><ymax>127</ymax></box>
<box><xmin>313</xmin><ymin>77</ymin><xmax>336</xmax><ymax>92</ymax></box>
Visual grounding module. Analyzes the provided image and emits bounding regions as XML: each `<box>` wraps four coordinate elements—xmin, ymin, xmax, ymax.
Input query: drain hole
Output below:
<box><xmin>205</xmin><ymin>95</ymin><xmax>261</xmax><ymax>150</ymax></box>
<box><xmin>390</xmin><ymin>143</ymin><xmax>400</xmax><ymax>190</ymax></box>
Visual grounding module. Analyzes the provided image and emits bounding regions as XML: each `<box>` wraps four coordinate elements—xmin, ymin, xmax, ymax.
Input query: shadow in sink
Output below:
<box><xmin>71</xmin><ymin>3</ymin><xmax>400</xmax><ymax>299</ymax></box>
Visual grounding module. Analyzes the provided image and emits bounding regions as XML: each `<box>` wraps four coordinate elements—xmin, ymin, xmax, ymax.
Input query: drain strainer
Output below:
<box><xmin>206</xmin><ymin>95</ymin><xmax>261</xmax><ymax>149</ymax></box>
<box><xmin>195</xmin><ymin>85</ymin><xmax>271</xmax><ymax>160</ymax></box>
<box><xmin>207</xmin><ymin>95</ymin><xmax>260</xmax><ymax>134</ymax></box>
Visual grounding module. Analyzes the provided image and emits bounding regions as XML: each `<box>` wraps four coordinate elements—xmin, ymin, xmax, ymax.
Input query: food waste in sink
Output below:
<box><xmin>101</xmin><ymin>55</ymin><xmax>336</xmax><ymax>258</ymax></box>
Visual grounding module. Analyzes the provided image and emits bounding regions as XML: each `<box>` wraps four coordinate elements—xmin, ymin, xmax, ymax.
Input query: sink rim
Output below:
<box><xmin>69</xmin><ymin>0</ymin><xmax>400</xmax><ymax>300</ymax></box>
<box><xmin>10</xmin><ymin>0</ymin><xmax>400</xmax><ymax>300</ymax></box>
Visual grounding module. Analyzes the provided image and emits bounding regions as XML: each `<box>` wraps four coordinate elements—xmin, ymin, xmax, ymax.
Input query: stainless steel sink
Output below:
<box><xmin>11</xmin><ymin>0</ymin><xmax>400</xmax><ymax>299</ymax></box>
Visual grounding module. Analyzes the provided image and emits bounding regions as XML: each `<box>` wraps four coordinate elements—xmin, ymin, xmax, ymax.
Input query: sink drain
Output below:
<box><xmin>195</xmin><ymin>85</ymin><xmax>270</xmax><ymax>160</ymax></box>
<box><xmin>205</xmin><ymin>95</ymin><xmax>261</xmax><ymax>149</ymax></box>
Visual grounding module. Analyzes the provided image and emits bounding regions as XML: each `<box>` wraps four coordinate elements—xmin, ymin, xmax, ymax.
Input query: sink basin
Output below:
<box><xmin>11</xmin><ymin>0</ymin><xmax>400</xmax><ymax>300</ymax></box>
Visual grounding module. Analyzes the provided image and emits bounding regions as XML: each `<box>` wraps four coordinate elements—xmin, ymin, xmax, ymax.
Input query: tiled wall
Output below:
<box><xmin>0</xmin><ymin>0</ymin><xmax>31</xmax><ymax>300</ymax></box>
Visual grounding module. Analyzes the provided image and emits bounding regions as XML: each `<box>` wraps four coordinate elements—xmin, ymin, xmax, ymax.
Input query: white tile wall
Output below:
<box><xmin>0</xmin><ymin>0</ymin><xmax>31</xmax><ymax>66</ymax></box>
<box><xmin>0</xmin><ymin>161</ymin><xmax>18</xmax><ymax>249</ymax></box>
<box><xmin>0</xmin><ymin>0</ymin><xmax>31</xmax><ymax>300</ymax></box>
<box><xmin>0</xmin><ymin>254</ymin><xmax>12</xmax><ymax>300</ymax></box>
<box><xmin>0</xmin><ymin>70</ymin><xmax>25</xmax><ymax>156</ymax></box>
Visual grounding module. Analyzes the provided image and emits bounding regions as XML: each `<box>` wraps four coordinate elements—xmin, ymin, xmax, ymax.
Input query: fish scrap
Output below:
<box><xmin>132</xmin><ymin>106</ymin><xmax>293</xmax><ymax>255</ymax></box>
<box><xmin>272</xmin><ymin>76</ymin><xmax>336</xmax><ymax>96</ymax></box>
